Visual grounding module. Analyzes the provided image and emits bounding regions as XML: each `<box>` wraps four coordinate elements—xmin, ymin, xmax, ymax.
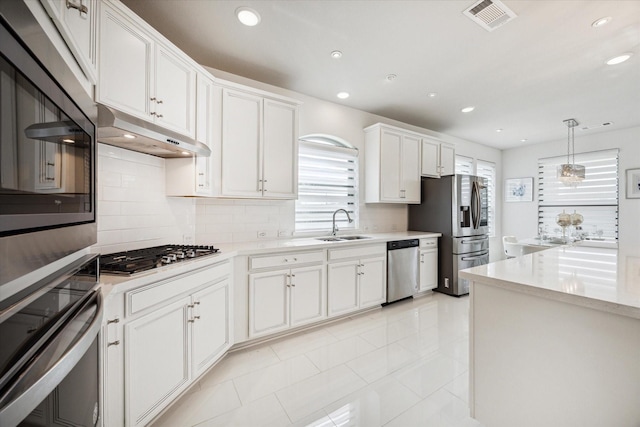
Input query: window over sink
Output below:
<box><xmin>295</xmin><ymin>135</ymin><xmax>359</xmax><ymax>233</ymax></box>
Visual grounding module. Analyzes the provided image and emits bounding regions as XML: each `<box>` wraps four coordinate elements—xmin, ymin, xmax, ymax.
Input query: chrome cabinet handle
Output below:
<box><xmin>66</xmin><ymin>0</ymin><xmax>88</xmax><ymax>15</ymax></box>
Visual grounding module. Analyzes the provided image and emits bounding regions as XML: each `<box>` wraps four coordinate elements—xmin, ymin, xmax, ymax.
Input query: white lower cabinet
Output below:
<box><xmin>102</xmin><ymin>261</ymin><xmax>231</xmax><ymax>427</ymax></box>
<box><xmin>126</xmin><ymin>297</ymin><xmax>190</xmax><ymax>426</ymax></box>
<box><xmin>418</xmin><ymin>238</ymin><xmax>438</xmax><ymax>292</ymax></box>
<box><xmin>327</xmin><ymin>244</ymin><xmax>387</xmax><ymax>317</ymax></box>
<box><xmin>249</xmin><ymin>261</ymin><xmax>325</xmax><ymax>338</ymax></box>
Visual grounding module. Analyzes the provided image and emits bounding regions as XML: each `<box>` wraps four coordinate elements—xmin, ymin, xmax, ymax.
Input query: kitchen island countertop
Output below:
<box><xmin>459</xmin><ymin>244</ymin><xmax>640</xmax><ymax>319</ymax></box>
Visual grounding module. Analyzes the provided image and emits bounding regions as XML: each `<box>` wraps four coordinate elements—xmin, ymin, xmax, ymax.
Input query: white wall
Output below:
<box><xmin>502</xmin><ymin>125</ymin><xmax>640</xmax><ymax>251</ymax></box>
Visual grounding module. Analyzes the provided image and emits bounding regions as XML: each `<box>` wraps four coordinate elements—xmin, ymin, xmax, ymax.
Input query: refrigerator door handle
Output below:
<box><xmin>461</xmin><ymin>251</ymin><xmax>489</xmax><ymax>261</ymax></box>
<box><xmin>471</xmin><ymin>181</ymin><xmax>479</xmax><ymax>229</ymax></box>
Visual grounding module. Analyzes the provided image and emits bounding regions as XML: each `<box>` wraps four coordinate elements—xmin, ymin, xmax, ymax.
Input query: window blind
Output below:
<box><xmin>477</xmin><ymin>160</ymin><xmax>496</xmax><ymax>237</ymax></box>
<box><xmin>455</xmin><ymin>155</ymin><xmax>473</xmax><ymax>175</ymax></box>
<box><xmin>538</xmin><ymin>149</ymin><xmax>618</xmax><ymax>241</ymax></box>
<box><xmin>295</xmin><ymin>140</ymin><xmax>359</xmax><ymax>232</ymax></box>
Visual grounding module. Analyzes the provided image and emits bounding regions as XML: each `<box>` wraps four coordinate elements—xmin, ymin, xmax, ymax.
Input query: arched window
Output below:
<box><xmin>295</xmin><ymin>134</ymin><xmax>359</xmax><ymax>233</ymax></box>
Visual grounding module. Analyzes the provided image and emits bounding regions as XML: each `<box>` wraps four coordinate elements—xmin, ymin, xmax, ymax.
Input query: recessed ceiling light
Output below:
<box><xmin>520</xmin><ymin>138</ymin><xmax>528</xmax><ymax>142</ymax></box>
<box><xmin>606</xmin><ymin>53</ymin><xmax>632</xmax><ymax>65</ymax></box>
<box><xmin>330</xmin><ymin>50</ymin><xmax>343</xmax><ymax>59</ymax></box>
<box><xmin>181</xmin><ymin>151</ymin><xmax>190</xmax><ymax>155</ymax></box>
<box><xmin>123</xmin><ymin>134</ymin><xmax>136</xmax><ymax>139</ymax></box>
<box><xmin>236</xmin><ymin>7</ymin><xmax>261</xmax><ymax>26</ymax></box>
<box><xmin>496</xmin><ymin>129</ymin><xmax>503</xmax><ymax>133</ymax></box>
<box><xmin>427</xmin><ymin>92</ymin><xmax>437</xmax><ymax>98</ymax></box>
<box><xmin>385</xmin><ymin>74</ymin><xmax>397</xmax><ymax>81</ymax></box>
<box><xmin>461</xmin><ymin>106</ymin><xmax>475</xmax><ymax>113</ymax></box>
<box><xmin>592</xmin><ymin>16</ymin><xmax>612</xmax><ymax>28</ymax></box>
<box><xmin>336</xmin><ymin>92</ymin><xmax>350</xmax><ymax>99</ymax></box>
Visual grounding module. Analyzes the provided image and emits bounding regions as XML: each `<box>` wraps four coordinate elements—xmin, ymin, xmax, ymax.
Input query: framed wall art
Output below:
<box><xmin>505</xmin><ymin>177</ymin><xmax>533</xmax><ymax>202</ymax></box>
<box><xmin>626</xmin><ymin>168</ymin><xmax>640</xmax><ymax>199</ymax></box>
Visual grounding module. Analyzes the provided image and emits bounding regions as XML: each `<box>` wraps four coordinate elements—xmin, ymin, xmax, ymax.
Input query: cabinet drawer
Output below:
<box><xmin>420</xmin><ymin>238</ymin><xmax>438</xmax><ymax>248</ymax></box>
<box><xmin>127</xmin><ymin>261</ymin><xmax>230</xmax><ymax>316</ymax></box>
<box><xmin>328</xmin><ymin>244</ymin><xmax>386</xmax><ymax>261</ymax></box>
<box><xmin>250</xmin><ymin>250</ymin><xmax>323</xmax><ymax>270</ymax></box>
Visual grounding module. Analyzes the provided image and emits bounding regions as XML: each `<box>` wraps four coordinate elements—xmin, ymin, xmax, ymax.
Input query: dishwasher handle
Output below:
<box><xmin>387</xmin><ymin>239</ymin><xmax>420</xmax><ymax>250</ymax></box>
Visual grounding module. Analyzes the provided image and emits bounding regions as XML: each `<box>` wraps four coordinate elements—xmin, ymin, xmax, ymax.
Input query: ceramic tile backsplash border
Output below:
<box><xmin>93</xmin><ymin>144</ymin><xmax>195</xmax><ymax>254</ymax></box>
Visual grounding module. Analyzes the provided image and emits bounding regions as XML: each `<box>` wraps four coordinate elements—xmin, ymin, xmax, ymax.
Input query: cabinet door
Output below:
<box><xmin>290</xmin><ymin>265</ymin><xmax>325</xmax><ymax>327</ymax></box>
<box><xmin>249</xmin><ymin>270</ymin><xmax>289</xmax><ymax>337</ymax></box>
<box><xmin>401</xmin><ymin>134</ymin><xmax>421</xmax><ymax>203</ymax></box>
<box><xmin>262</xmin><ymin>99</ymin><xmax>297</xmax><ymax>199</ymax></box>
<box><xmin>419</xmin><ymin>249</ymin><xmax>438</xmax><ymax>292</ymax></box>
<box><xmin>98</xmin><ymin>4</ymin><xmax>153</xmax><ymax>120</ymax></box>
<box><xmin>359</xmin><ymin>256</ymin><xmax>387</xmax><ymax>308</ymax></box>
<box><xmin>154</xmin><ymin>44</ymin><xmax>196</xmax><ymax>137</ymax></box>
<box><xmin>194</xmin><ymin>74</ymin><xmax>215</xmax><ymax>195</ymax></box>
<box><xmin>440</xmin><ymin>144</ymin><xmax>456</xmax><ymax>176</ymax></box>
<box><xmin>125</xmin><ymin>297</ymin><xmax>190</xmax><ymax>427</ymax></box>
<box><xmin>327</xmin><ymin>261</ymin><xmax>359</xmax><ymax>317</ymax></box>
<box><xmin>41</xmin><ymin>0</ymin><xmax>98</xmax><ymax>84</ymax></box>
<box><xmin>379</xmin><ymin>129</ymin><xmax>402</xmax><ymax>201</ymax></box>
<box><xmin>421</xmin><ymin>138</ymin><xmax>440</xmax><ymax>177</ymax></box>
<box><xmin>192</xmin><ymin>280</ymin><xmax>230</xmax><ymax>377</ymax></box>
<box><xmin>221</xmin><ymin>89</ymin><xmax>263</xmax><ymax>198</ymax></box>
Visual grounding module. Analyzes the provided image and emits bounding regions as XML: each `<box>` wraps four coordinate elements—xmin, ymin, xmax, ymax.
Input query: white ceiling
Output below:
<box><xmin>121</xmin><ymin>0</ymin><xmax>640</xmax><ymax>150</ymax></box>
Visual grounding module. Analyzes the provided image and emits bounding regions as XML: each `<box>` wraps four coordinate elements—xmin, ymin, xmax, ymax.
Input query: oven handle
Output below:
<box><xmin>0</xmin><ymin>290</ymin><xmax>103</xmax><ymax>427</ymax></box>
<box><xmin>461</xmin><ymin>251</ymin><xmax>489</xmax><ymax>261</ymax></box>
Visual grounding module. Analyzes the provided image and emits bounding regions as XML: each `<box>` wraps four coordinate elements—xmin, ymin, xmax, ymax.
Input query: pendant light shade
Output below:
<box><xmin>557</xmin><ymin>118</ymin><xmax>585</xmax><ymax>186</ymax></box>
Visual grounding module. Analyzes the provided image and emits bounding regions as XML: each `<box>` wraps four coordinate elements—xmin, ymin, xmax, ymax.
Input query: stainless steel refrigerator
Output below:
<box><xmin>408</xmin><ymin>175</ymin><xmax>489</xmax><ymax>296</ymax></box>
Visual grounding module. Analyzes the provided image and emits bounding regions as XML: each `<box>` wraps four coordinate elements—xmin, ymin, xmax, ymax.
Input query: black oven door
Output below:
<box><xmin>0</xmin><ymin>254</ymin><xmax>102</xmax><ymax>427</ymax></box>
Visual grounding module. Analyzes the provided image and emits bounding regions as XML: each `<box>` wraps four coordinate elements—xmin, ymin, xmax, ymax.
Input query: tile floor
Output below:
<box><xmin>151</xmin><ymin>292</ymin><xmax>483</xmax><ymax>427</ymax></box>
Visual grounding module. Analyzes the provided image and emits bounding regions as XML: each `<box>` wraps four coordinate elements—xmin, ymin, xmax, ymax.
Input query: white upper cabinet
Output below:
<box><xmin>165</xmin><ymin>72</ymin><xmax>216</xmax><ymax>196</ymax></box>
<box><xmin>220</xmin><ymin>86</ymin><xmax>298</xmax><ymax>199</ymax></box>
<box><xmin>421</xmin><ymin>136</ymin><xmax>455</xmax><ymax>177</ymax></box>
<box><xmin>97</xmin><ymin>1</ymin><xmax>196</xmax><ymax>138</ymax></box>
<box><xmin>365</xmin><ymin>123</ymin><xmax>421</xmax><ymax>203</ymax></box>
<box><xmin>40</xmin><ymin>0</ymin><xmax>99</xmax><ymax>84</ymax></box>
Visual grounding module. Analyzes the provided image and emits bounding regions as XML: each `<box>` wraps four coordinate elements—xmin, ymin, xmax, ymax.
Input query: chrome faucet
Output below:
<box><xmin>332</xmin><ymin>209</ymin><xmax>353</xmax><ymax>236</ymax></box>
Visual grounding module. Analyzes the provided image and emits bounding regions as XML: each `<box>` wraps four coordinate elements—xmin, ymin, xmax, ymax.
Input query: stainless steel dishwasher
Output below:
<box><xmin>386</xmin><ymin>239</ymin><xmax>420</xmax><ymax>304</ymax></box>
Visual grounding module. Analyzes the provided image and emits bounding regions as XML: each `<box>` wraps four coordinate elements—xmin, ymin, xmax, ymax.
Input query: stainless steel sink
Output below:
<box><xmin>315</xmin><ymin>235</ymin><xmax>371</xmax><ymax>242</ymax></box>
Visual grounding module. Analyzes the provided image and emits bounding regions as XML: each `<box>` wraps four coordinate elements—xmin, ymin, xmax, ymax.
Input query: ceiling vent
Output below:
<box><xmin>463</xmin><ymin>0</ymin><xmax>517</xmax><ymax>32</ymax></box>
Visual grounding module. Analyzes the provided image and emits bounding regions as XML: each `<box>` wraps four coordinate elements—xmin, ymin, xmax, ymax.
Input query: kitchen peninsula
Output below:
<box><xmin>460</xmin><ymin>245</ymin><xmax>640</xmax><ymax>427</ymax></box>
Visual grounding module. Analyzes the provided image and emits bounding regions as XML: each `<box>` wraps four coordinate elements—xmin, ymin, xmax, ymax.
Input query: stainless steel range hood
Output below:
<box><xmin>97</xmin><ymin>104</ymin><xmax>211</xmax><ymax>158</ymax></box>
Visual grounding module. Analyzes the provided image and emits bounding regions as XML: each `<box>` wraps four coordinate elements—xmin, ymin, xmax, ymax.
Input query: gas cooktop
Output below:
<box><xmin>100</xmin><ymin>244</ymin><xmax>220</xmax><ymax>275</ymax></box>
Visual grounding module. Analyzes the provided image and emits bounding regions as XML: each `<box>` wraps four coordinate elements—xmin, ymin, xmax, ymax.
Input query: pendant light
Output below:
<box><xmin>557</xmin><ymin>118</ymin><xmax>585</xmax><ymax>186</ymax></box>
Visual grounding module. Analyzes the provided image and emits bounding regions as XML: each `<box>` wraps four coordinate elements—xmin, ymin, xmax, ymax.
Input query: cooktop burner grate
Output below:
<box><xmin>100</xmin><ymin>244</ymin><xmax>219</xmax><ymax>275</ymax></box>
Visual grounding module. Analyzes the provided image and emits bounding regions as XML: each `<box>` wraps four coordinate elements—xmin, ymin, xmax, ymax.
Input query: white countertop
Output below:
<box><xmin>100</xmin><ymin>231</ymin><xmax>441</xmax><ymax>294</ymax></box>
<box><xmin>214</xmin><ymin>231</ymin><xmax>441</xmax><ymax>255</ymax></box>
<box><xmin>459</xmin><ymin>245</ymin><xmax>640</xmax><ymax>319</ymax></box>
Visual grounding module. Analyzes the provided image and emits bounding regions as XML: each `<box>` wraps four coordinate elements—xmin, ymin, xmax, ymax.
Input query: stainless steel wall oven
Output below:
<box><xmin>0</xmin><ymin>254</ymin><xmax>102</xmax><ymax>427</ymax></box>
<box><xmin>0</xmin><ymin>3</ymin><xmax>97</xmax><ymax>286</ymax></box>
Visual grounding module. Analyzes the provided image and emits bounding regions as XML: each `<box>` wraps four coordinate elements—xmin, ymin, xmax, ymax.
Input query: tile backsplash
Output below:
<box><xmin>93</xmin><ymin>144</ymin><xmax>195</xmax><ymax>254</ymax></box>
<box><xmin>94</xmin><ymin>144</ymin><xmax>407</xmax><ymax>253</ymax></box>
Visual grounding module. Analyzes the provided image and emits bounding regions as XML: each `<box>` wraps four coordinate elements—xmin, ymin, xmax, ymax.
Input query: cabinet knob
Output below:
<box><xmin>156</xmin><ymin>114</ymin><xmax>164</xmax><ymax>118</ymax></box>
<box><xmin>150</xmin><ymin>97</ymin><xmax>156</xmax><ymax>101</ymax></box>
<box><xmin>156</xmin><ymin>100</ymin><xmax>163</xmax><ymax>104</ymax></box>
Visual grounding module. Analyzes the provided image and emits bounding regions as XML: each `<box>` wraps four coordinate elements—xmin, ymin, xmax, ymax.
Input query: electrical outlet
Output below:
<box><xmin>278</xmin><ymin>230</ymin><xmax>289</xmax><ymax>237</ymax></box>
<box><xmin>183</xmin><ymin>234</ymin><xmax>194</xmax><ymax>244</ymax></box>
<box><xmin>257</xmin><ymin>231</ymin><xmax>267</xmax><ymax>238</ymax></box>
<box><xmin>444</xmin><ymin>278</ymin><xmax>450</xmax><ymax>288</ymax></box>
